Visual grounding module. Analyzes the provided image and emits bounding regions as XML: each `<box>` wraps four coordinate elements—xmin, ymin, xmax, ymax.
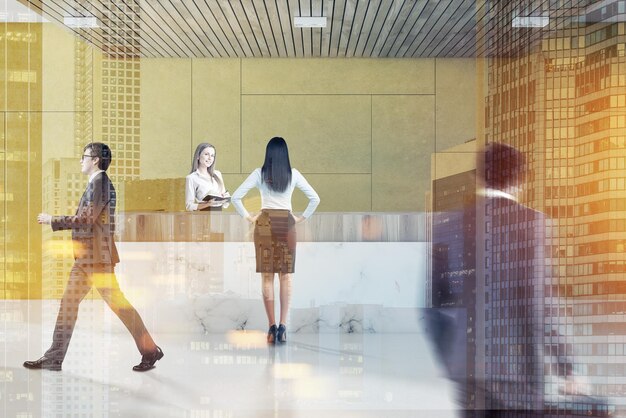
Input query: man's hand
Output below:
<box><xmin>37</xmin><ymin>213</ymin><xmax>52</xmax><ymax>225</ymax></box>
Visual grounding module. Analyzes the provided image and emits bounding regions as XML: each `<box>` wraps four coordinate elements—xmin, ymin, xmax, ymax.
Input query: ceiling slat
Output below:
<box><xmin>378</xmin><ymin>0</ymin><xmax>417</xmax><ymax>57</ymax></box>
<box><xmin>370</xmin><ymin>0</ymin><xmax>408</xmax><ymax>56</ymax></box>
<box><xmin>320</xmin><ymin>0</ymin><xmax>335</xmax><ymax>57</ymax></box>
<box><xmin>213</xmin><ymin>0</ymin><xmax>253</xmax><ymax>57</ymax></box>
<box><xmin>384</xmin><ymin>0</ymin><xmax>425</xmax><ymax>57</ymax></box>
<box><xmin>141</xmin><ymin>0</ymin><xmax>200</xmax><ymax>57</ymax></box>
<box><xmin>337</xmin><ymin>0</ymin><xmax>358</xmax><ymax>57</ymax></box>
<box><xmin>109</xmin><ymin>0</ymin><xmax>168</xmax><ymax>57</ymax></box>
<box><xmin>286</xmin><ymin>0</ymin><xmax>304</xmax><ymax>57</ymax></box>
<box><xmin>298</xmin><ymin>0</ymin><xmax>313</xmax><ymax>57</ymax></box>
<box><xmin>274</xmin><ymin>0</ymin><xmax>297</xmax><ymax>57</ymax></box>
<box><xmin>344</xmin><ymin>0</ymin><xmax>368</xmax><ymax>57</ymax></box>
<box><xmin>97</xmin><ymin>0</ymin><xmax>144</xmax><ymax>57</ymax></box>
<box><xmin>264</xmin><ymin>0</ymin><xmax>289</xmax><ymax>57</ymax></box>
<box><xmin>353</xmin><ymin>0</ymin><xmax>381</xmax><ymax>56</ymax></box>
<box><xmin>158</xmin><ymin>0</ymin><xmax>216</xmax><ymax>56</ymax></box>
<box><xmin>134</xmin><ymin>0</ymin><xmax>188</xmax><ymax>57</ymax></box>
<box><xmin>421</xmin><ymin>0</ymin><xmax>475</xmax><ymax>57</ymax></box>
<box><xmin>458</xmin><ymin>0</ymin><xmax>501</xmax><ymax>57</ymax></box>
<box><xmin>411</xmin><ymin>0</ymin><xmax>457</xmax><ymax>57</ymax></box>
<box><xmin>251</xmin><ymin>0</ymin><xmax>280</xmax><ymax>57</ymax></box>
<box><xmin>239</xmin><ymin>0</ymin><xmax>272</xmax><ymax>57</ymax></box>
<box><xmin>391</xmin><ymin>0</ymin><xmax>430</xmax><ymax>57</ymax></box>
<box><xmin>191</xmin><ymin>0</ymin><xmax>240</xmax><ymax>57</ymax></box>
<box><xmin>228</xmin><ymin>0</ymin><xmax>263</xmax><ymax>57</ymax></box>
<box><xmin>362</xmin><ymin>0</ymin><xmax>394</xmax><ymax>57</ymax></box>
<box><xmin>311</xmin><ymin>0</ymin><xmax>324</xmax><ymax>57</ymax></box>
<box><xmin>21</xmin><ymin>0</ymin><xmax>563</xmax><ymax>58</ymax></box>
<box><xmin>327</xmin><ymin>0</ymin><xmax>346</xmax><ymax>57</ymax></box>
<box><xmin>400</xmin><ymin>0</ymin><xmax>439</xmax><ymax>58</ymax></box>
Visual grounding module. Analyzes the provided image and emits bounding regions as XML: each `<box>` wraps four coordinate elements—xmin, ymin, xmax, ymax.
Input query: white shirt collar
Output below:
<box><xmin>478</xmin><ymin>188</ymin><xmax>518</xmax><ymax>202</ymax></box>
<box><xmin>195</xmin><ymin>169</ymin><xmax>214</xmax><ymax>181</ymax></box>
<box><xmin>88</xmin><ymin>170</ymin><xmax>105</xmax><ymax>184</ymax></box>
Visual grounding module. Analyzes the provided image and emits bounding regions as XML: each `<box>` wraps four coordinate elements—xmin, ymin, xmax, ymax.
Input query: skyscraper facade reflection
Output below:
<box><xmin>480</xmin><ymin>0</ymin><xmax>625</xmax><ymax>415</ymax></box>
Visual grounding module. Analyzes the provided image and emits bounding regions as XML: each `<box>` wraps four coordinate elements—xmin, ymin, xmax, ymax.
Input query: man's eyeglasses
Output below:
<box><xmin>80</xmin><ymin>154</ymin><xmax>96</xmax><ymax>161</ymax></box>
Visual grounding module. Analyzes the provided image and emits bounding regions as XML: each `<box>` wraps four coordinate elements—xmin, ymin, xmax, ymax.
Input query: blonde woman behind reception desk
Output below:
<box><xmin>231</xmin><ymin>137</ymin><xmax>320</xmax><ymax>344</ymax></box>
<box><xmin>186</xmin><ymin>143</ymin><xmax>230</xmax><ymax>211</ymax></box>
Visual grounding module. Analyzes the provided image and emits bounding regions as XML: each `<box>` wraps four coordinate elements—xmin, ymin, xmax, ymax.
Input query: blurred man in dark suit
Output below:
<box><xmin>24</xmin><ymin>142</ymin><xmax>163</xmax><ymax>372</ymax></box>
<box><xmin>428</xmin><ymin>142</ymin><xmax>598</xmax><ymax>417</ymax></box>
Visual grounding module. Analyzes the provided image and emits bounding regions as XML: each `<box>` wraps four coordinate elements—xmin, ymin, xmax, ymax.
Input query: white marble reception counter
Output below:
<box><xmin>111</xmin><ymin>213</ymin><xmax>428</xmax><ymax>334</ymax></box>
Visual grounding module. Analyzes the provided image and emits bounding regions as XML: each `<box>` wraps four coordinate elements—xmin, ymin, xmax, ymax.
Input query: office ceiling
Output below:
<box><xmin>20</xmin><ymin>0</ymin><xmax>588</xmax><ymax>58</ymax></box>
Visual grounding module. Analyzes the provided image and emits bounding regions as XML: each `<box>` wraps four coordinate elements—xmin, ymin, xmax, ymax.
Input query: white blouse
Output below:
<box><xmin>231</xmin><ymin>168</ymin><xmax>320</xmax><ymax>219</ymax></box>
<box><xmin>185</xmin><ymin>170</ymin><xmax>228</xmax><ymax>211</ymax></box>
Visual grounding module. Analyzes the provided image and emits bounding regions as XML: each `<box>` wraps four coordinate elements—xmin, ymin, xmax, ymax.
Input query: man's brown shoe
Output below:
<box><xmin>23</xmin><ymin>356</ymin><xmax>62</xmax><ymax>371</ymax></box>
<box><xmin>133</xmin><ymin>346</ymin><xmax>164</xmax><ymax>372</ymax></box>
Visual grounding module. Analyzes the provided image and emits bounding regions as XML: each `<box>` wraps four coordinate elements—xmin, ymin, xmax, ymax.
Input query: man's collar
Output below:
<box><xmin>88</xmin><ymin>170</ymin><xmax>105</xmax><ymax>184</ymax></box>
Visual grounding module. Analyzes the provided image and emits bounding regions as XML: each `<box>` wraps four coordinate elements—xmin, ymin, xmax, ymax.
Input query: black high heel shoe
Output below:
<box><xmin>276</xmin><ymin>324</ymin><xmax>287</xmax><ymax>343</ymax></box>
<box><xmin>267</xmin><ymin>324</ymin><xmax>277</xmax><ymax>344</ymax></box>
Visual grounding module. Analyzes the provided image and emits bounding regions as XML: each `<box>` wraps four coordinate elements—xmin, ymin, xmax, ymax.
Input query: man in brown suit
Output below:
<box><xmin>24</xmin><ymin>142</ymin><xmax>163</xmax><ymax>372</ymax></box>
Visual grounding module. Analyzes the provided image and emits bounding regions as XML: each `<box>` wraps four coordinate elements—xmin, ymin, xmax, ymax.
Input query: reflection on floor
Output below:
<box><xmin>2</xmin><ymin>301</ymin><xmax>456</xmax><ymax>418</ymax></box>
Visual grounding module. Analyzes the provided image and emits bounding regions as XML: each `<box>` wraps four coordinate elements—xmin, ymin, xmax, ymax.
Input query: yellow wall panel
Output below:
<box><xmin>372</xmin><ymin>95</ymin><xmax>434</xmax><ymax>211</ymax></box>
<box><xmin>0</xmin><ymin>112</ymin><xmax>4</xmax><ymax>298</ymax></box>
<box><xmin>0</xmin><ymin>26</ymin><xmax>4</xmax><ymax>111</ymax></box>
<box><xmin>242</xmin><ymin>59</ymin><xmax>434</xmax><ymax>95</ymax></box>
<box><xmin>5</xmin><ymin>23</ymin><xmax>42</xmax><ymax>112</ymax></box>
<box><xmin>435</xmin><ymin>59</ymin><xmax>477</xmax><ymax>151</ymax></box>
<box><xmin>191</xmin><ymin>59</ymin><xmax>240</xmax><ymax>173</ymax></box>
<box><xmin>291</xmin><ymin>174</ymin><xmax>370</xmax><ymax>213</ymax></box>
<box><xmin>6</xmin><ymin>112</ymin><xmax>42</xmax><ymax>298</ymax></box>
<box><xmin>242</xmin><ymin>95</ymin><xmax>371</xmax><ymax>174</ymax></box>
<box><xmin>42</xmin><ymin>112</ymin><xmax>75</xmax><ymax>161</ymax></box>
<box><xmin>140</xmin><ymin>59</ymin><xmax>192</xmax><ymax>179</ymax></box>
<box><xmin>42</xmin><ymin>23</ymin><xmax>75</xmax><ymax>112</ymax></box>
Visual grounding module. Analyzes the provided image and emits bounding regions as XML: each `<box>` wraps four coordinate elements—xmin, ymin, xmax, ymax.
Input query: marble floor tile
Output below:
<box><xmin>2</xmin><ymin>301</ymin><xmax>456</xmax><ymax>418</ymax></box>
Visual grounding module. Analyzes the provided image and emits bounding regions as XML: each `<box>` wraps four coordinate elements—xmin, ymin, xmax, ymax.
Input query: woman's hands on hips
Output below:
<box><xmin>247</xmin><ymin>213</ymin><xmax>260</xmax><ymax>223</ymax></box>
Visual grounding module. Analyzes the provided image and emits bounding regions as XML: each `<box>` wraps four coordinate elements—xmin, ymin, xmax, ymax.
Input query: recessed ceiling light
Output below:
<box><xmin>64</xmin><ymin>16</ymin><xmax>98</xmax><ymax>28</ymax></box>
<box><xmin>294</xmin><ymin>16</ymin><xmax>327</xmax><ymax>28</ymax></box>
<box><xmin>512</xmin><ymin>16</ymin><xmax>549</xmax><ymax>27</ymax></box>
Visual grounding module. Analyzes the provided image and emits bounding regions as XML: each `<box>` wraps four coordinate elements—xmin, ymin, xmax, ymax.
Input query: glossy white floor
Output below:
<box><xmin>2</xmin><ymin>300</ymin><xmax>457</xmax><ymax>418</ymax></box>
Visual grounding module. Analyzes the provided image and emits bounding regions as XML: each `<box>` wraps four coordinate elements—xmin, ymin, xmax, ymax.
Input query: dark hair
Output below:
<box><xmin>482</xmin><ymin>142</ymin><xmax>525</xmax><ymax>190</ymax></box>
<box><xmin>261</xmin><ymin>137</ymin><xmax>292</xmax><ymax>193</ymax></box>
<box><xmin>84</xmin><ymin>142</ymin><xmax>112</xmax><ymax>171</ymax></box>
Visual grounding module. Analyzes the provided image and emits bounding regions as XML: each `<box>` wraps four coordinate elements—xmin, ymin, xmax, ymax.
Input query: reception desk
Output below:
<box><xmin>117</xmin><ymin>211</ymin><xmax>425</xmax><ymax>242</ymax></box>
<box><xmin>110</xmin><ymin>212</ymin><xmax>428</xmax><ymax>334</ymax></box>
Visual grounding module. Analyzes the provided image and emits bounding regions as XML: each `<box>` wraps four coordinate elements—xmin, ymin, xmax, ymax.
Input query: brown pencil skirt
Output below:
<box><xmin>254</xmin><ymin>209</ymin><xmax>296</xmax><ymax>274</ymax></box>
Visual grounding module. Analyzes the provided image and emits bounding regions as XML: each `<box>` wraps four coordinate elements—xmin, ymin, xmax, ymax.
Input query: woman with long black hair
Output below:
<box><xmin>232</xmin><ymin>137</ymin><xmax>320</xmax><ymax>343</ymax></box>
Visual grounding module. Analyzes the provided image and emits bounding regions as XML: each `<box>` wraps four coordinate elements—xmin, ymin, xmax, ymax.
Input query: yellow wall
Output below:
<box><xmin>0</xmin><ymin>23</ymin><xmax>43</xmax><ymax>298</ymax></box>
<box><xmin>137</xmin><ymin>58</ymin><xmax>477</xmax><ymax>212</ymax></box>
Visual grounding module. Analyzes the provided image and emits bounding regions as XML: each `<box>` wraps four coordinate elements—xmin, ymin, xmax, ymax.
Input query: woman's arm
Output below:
<box><xmin>185</xmin><ymin>175</ymin><xmax>199</xmax><ymax>211</ymax></box>
<box><xmin>293</xmin><ymin>169</ymin><xmax>320</xmax><ymax>220</ymax></box>
<box><xmin>231</xmin><ymin>170</ymin><xmax>260</xmax><ymax>220</ymax></box>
